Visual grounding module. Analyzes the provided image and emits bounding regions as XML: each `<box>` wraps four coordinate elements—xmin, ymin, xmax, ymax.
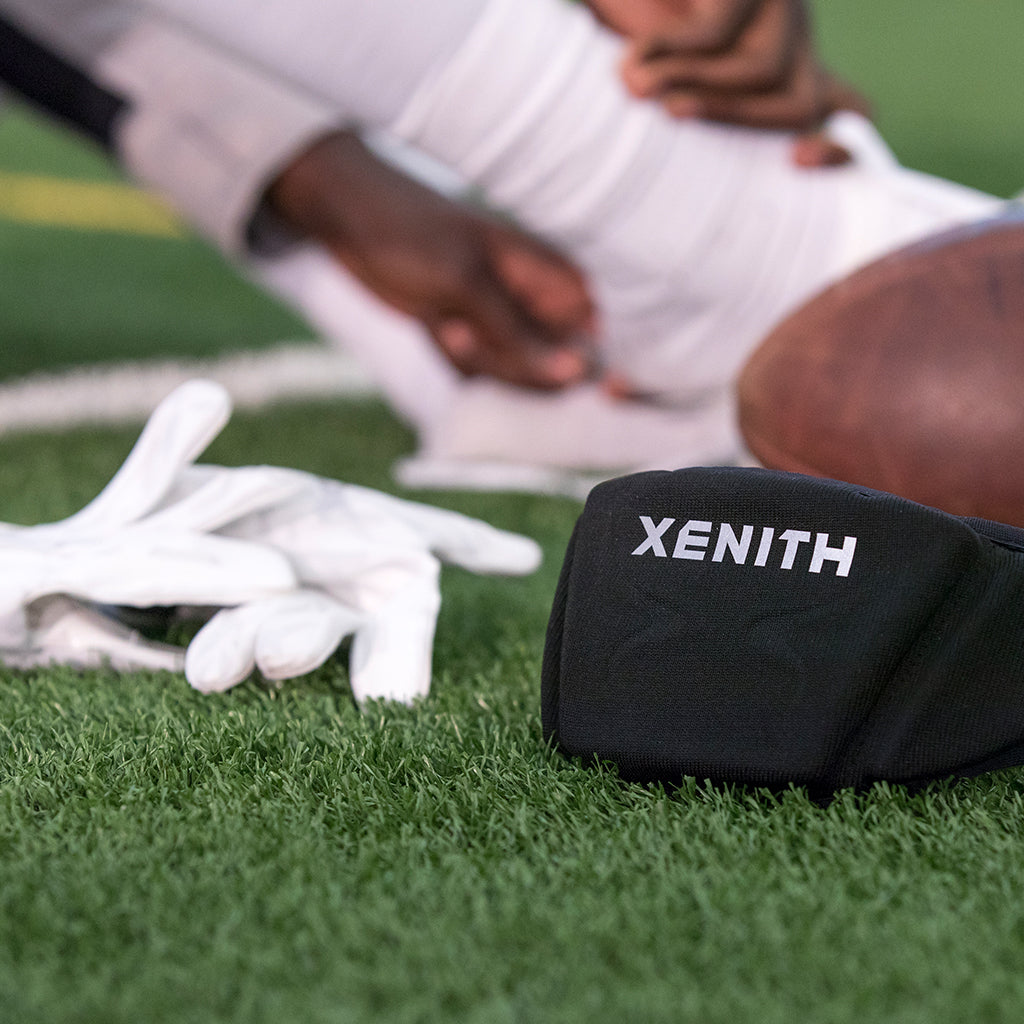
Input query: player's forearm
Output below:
<box><xmin>97</xmin><ymin>13</ymin><xmax>340</xmax><ymax>253</ymax></box>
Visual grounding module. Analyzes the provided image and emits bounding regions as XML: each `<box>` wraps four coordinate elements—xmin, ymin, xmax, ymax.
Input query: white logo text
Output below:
<box><xmin>631</xmin><ymin>517</ymin><xmax>857</xmax><ymax>577</ymax></box>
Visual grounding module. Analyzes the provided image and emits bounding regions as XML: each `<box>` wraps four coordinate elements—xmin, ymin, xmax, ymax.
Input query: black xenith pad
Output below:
<box><xmin>542</xmin><ymin>466</ymin><xmax>1024</xmax><ymax>794</ymax></box>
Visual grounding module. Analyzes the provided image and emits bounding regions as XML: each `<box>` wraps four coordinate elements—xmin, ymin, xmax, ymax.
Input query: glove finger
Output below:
<box><xmin>345</xmin><ymin>485</ymin><xmax>542</xmax><ymax>576</ymax></box>
<box><xmin>253</xmin><ymin>591</ymin><xmax>364</xmax><ymax>681</ymax></box>
<box><xmin>16</xmin><ymin>530</ymin><xmax>297</xmax><ymax>609</ymax></box>
<box><xmin>54</xmin><ymin>379</ymin><xmax>232</xmax><ymax>536</ymax></box>
<box><xmin>185</xmin><ymin>600</ymin><xmax>270</xmax><ymax>693</ymax></box>
<box><xmin>148</xmin><ymin>464</ymin><xmax>308</xmax><ymax>534</ymax></box>
<box><xmin>349</xmin><ymin>566</ymin><xmax>441</xmax><ymax>705</ymax></box>
<box><xmin>423</xmin><ymin>515</ymin><xmax>541</xmax><ymax>575</ymax></box>
<box><xmin>0</xmin><ymin>596</ymin><xmax>185</xmax><ymax>674</ymax></box>
<box><xmin>185</xmin><ymin>592</ymin><xmax>362</xmax><ymax>691</ymax></box>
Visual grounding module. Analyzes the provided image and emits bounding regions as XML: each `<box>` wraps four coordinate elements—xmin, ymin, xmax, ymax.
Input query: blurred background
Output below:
<box><xmin>0</xmin><ymin>0</ymin><xmax>1020</xmax><ymax>383</ymax></box>
<box><xmin>812</xmin><ymin>0</ymin><xmax>1023</xmax><ymax>198</ymax></box>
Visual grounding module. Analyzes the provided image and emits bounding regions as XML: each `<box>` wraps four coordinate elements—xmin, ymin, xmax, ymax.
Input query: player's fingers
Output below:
<box><xmin>430</xmin><ymin>318</ymin><xmax>484</xmax><ymax>376</ymax></box>
<box><xmin>626</xmin><ymin>0</ymin><xmax>804</xmax><ymax>95</ymax></box>
<box><xmin>485</xmin><ymin>229</ymin><xmax>598</xmax><ymax>335</ymax></box>
<box><xmin>790</xmin><ymin>132</ymin><xmax>853</xmax><ymax>168</ymax></box>
<box><xmin>660</xmin><ymin>88</ymin><xmax>804</xmax><ymax>128</ymax></box>
<box><xmin>429</xmin><ymin>276</ymin><xmax>593</xmax><ymax>390</ymax></box>
<box><xmin>621</xmin><ymin>35</ymin><xmax>794</xmax><ymax>99</ymax></box>
<box><xmin>445</xmin><ymin>325</ymin><xmax>591</xmax><ymax>388</ymax></box>
<box><xmin>650</xmin><ymin>0</ymin><xmax>765</xmax><ymax>53</ymax></box>
<box><xmin>789</xmin><ymin>90</ymin><xmax>880</xmax><ymax>168</ymax></box>
<box><xmin>622</xmin><ymin>47</ymin><xmax>787</xmax><ymax>103</ymax></box>
<box><xmin>656</xmin><ymin>56</ymin><xmax>830</xmax><ymax>130</ymax></box>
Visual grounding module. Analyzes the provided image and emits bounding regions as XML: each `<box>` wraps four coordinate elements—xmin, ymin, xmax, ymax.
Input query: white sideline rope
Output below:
<box><xmin>0</xmin><ymin>343</ymin><xmax>377</xmax><ymax>435</ymax></box>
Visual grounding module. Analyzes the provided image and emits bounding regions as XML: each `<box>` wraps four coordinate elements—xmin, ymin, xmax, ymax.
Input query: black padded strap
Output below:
<box><xmin>0</xmin><ymin>13</ymin><xmax>127</xmax><ymax>150</ymax></box>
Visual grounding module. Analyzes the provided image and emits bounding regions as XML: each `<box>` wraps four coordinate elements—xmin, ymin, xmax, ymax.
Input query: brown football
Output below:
<box><xmin>738</xmin><ymin>209</ymin><xmax>1024</xmax><ymax>525</ymax></box>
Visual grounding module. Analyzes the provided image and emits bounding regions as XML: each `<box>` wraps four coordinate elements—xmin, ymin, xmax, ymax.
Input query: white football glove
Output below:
<box><xmin>0</xmin><ymin>378</ymin><xmax>542</xmax><ymax>704</ymax></box>
<box><xmin>172</xmin><ymin>467</ymin><xmax>541</xmax><ymax>702</ymax></box>
<box><xmin>0</xmin><ymin>379</ymin><xmax>302</xmax><ymax>674</ymax></box>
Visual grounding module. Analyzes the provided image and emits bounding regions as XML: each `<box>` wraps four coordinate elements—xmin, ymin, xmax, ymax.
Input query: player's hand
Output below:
<box><xmin>266</xmin><ymin>130</ymin><xmax>596</xmax><ymax>389</ymax></box>
<box><xmin>584</xmin><ymin>0</ymin><xmax>869</xmax><ymax>166</ymax></box>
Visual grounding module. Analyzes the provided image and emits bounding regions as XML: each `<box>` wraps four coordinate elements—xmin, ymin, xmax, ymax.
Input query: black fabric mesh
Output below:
<box><xmin>541</xmin><ymin>467</ymin><xmax>1024</xmax><ymax>793</ymax></box>
<box><xmin>541</xmin><ymin>520</ymin><xmax>577</xmax><ymax>742</ymax></box>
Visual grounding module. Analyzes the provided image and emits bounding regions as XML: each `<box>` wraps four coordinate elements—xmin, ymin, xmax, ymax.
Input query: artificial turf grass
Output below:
<box><xmin>0</xmin><ymin>221</ymin><xmax>313</xmax><ymax>379</ymax></box>
<box><xmin>4</xmin><ymin>399</ymin><xmax>1024</xmax><ymax>1023</ymax></box>
<box><xmin>810</xmin><ymin>0</ymin><xmax>1024</xmax><ymax>199</ymax></box>
<box><xmin>4</xmin><ymin>664</ymin><xmax>1024</xmax><ymax>1024</ymax></box>
<box><xmin>0</xmin><ymin>104</ymin><xmax>314</xmax><ymax>380</ymax></box>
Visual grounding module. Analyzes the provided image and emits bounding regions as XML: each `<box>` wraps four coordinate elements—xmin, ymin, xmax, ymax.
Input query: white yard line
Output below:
<box><xmin>0</xmin><ymin>343</ymin><xmax>378</xmax><ymax>434</ymax></box>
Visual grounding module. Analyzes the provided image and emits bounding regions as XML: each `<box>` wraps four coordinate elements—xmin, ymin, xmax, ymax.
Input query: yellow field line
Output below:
<box><xmin>0</xmin><ymin>172</ymin><xmax>185</xmax><ymax>238</ymax></box>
